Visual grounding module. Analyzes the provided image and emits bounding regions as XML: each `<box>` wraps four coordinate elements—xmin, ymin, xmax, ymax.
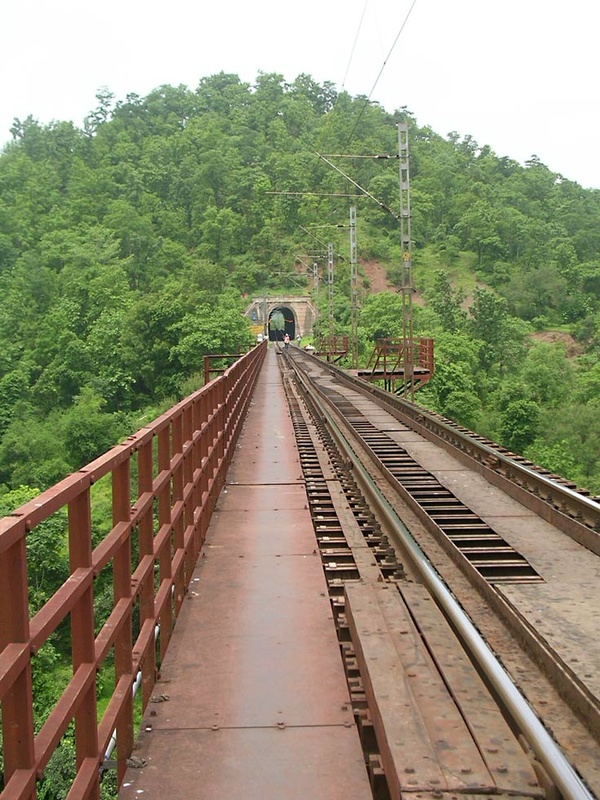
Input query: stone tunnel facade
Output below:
<box><xmin>244</xmin><ymin>296</ymin><xmax>318</xmax><ymax>339</ymax></box>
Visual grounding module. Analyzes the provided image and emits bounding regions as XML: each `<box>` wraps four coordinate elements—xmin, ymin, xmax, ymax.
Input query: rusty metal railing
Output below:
<box><xmin>360</xmin><ymin>337</ymin><xmax>434</xmax><ymax>393</ymax></box>
<box><xmin>0</xmin><ymin>342</ymin><xmax>267</xmax><ymax>799</ymax></box>
<box><xmin>315</xmin><ymin>335</ymin><xmax>349</xmax><ymax>363</ymax></box>
<box><xmin>365</xmin><ymin>337</ymin><xmax>434</xmax><ymax>374</ymax></box>
<box><xmin>203</xmin><ymin>352</ymin><xmax>248</xmax><ymax>385</ymax></box>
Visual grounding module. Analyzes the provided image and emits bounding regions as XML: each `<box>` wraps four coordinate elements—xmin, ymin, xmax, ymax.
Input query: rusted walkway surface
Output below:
<box><xmin>345</xmin><ymin>582</ymin><xmax>541</xmax><ymax>800</ymax></box>
<box><xmin>120</xmin><ymin>347</ymin><xmax>371</xmax><ymax>799</ymax></box>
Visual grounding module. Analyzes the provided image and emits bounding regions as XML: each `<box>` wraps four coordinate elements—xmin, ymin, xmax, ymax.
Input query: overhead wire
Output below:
<box><xmin>312</xmin><ymin>0</ymin><xmax>420</xmax><ymax>223</ymax></box>
<box><xmin>366</xmin><ymin>0</ymin><xmax>419</xmax><ymax>105</ymax></box>
<box><xmin>300</xmin><ymin>1</ymin><xmax>421</xmax><ymax>239</ymax></box>
<box><xmin>314</xmin><ymin>0</ymin><xmax>419</xmax><ymax>361</ymax></box>
<box><xmin>339</xmin><ymin>0</ymin><xmax>420</xmax><ymax>155</ymax></box>
<box><xmin>340</xmin><ymin>0</ymin><xmax>370</xmax><ymax>94</ymax></box>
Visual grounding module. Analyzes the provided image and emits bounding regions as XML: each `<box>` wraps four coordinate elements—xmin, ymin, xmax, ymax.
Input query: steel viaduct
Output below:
<box><xmin>0</xmin><ymin>343</ymin><xmax>598</xmax><ymax>800</ymax></box>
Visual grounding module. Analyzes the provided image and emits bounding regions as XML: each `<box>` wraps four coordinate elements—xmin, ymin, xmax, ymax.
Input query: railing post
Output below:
<box><xmin>137</xmin><ymin>439</ymin><xmax>156</xmax><ymax>708</ymax></box>
<box><xmin>205</xmin><ymin>382</ymin><xmax>217</xmax><ymax>516</ymax></box>
<box><xmin>191</xmin><ymin>394</ymin><xmax>203</xmax><ymax>560</ymax></box>
<box><xmin>199</xmin><ymin>390</ymin><xmax>209</xmax><ymax>542</ymax></box>
<box><xmin>171</xmin><ymin>413</ymin><xmax>185</xmax><ymax>614</ymax></box>
<box><xmin>157</xmin><ymin>426</ymin><xmax>173</xmax><ymax>662</ymax></box>
<box><xmin>68</xmin><ymin>489</ymin><xmax>100</xmax><ymax>796</ymax></box>
<box><xmin>112</xmin><ymin>458</ymin><xmax>133</xmax><ymax>785</ymax></box>
<box><xmin>182</xmin><ymin>401</ymin><xmax>195</xmax><ymax>584</ymax></box>
<box><xmin>224</xmin><ymin>370</ymin><xmax>235</xmax><ymax>471</ymax></box>
<box><xmin>215</xmin><ymin>378</ymin><xmax>226</xmax><ymax>500</ymax></box>
<box><xmin>0</xmin><ymin>522</ymin><xmax>36</xmax><ymax>799</ymax></box>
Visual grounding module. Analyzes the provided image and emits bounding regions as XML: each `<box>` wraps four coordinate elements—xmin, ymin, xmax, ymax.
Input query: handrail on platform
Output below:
<box><xmin>365</xmin><ymin>337</ymin><xmax>435</xmax><ymax>375</ymax></box>
<box><xmin>359</xmin><ymin>337</ymin><xmax>435</xmax><ymax>394</ymax></box>
<box><xmin>0</xmin><ymin>341</ymin><xmax>267</xmax><ymax>799</ymax></box>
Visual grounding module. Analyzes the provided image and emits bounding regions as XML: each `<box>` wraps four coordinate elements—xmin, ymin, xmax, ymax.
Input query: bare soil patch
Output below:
<box><xmin>530</xmin><ymin>330</ymin><xmax>582</xmax><ymax>358</ymax></box>
<box><xmin>362</xmin><ymin>260</ymin><xmax>391</xmax><ymax>293</ymax></box>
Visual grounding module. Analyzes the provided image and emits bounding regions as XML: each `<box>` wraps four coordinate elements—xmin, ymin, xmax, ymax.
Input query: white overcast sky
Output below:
<box><xmin>1</xmin><ymin>0</ymin><xmax>599</xmax><ymax>188</ymax></box>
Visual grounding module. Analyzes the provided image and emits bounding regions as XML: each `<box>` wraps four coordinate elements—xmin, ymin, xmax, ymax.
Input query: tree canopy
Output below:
<box><xmin>4</xmin><ymin>71</ymin><xmax>600</xmax><ymax>798</ymax></box>
<box><xmin>2</xmin><ymin>71</ymin><xmax>600</xmax><ymax>497</ymax></box>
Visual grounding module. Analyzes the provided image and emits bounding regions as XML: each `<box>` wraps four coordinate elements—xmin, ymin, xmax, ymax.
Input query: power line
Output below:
<box><xmin>316</xmin><ymin>152</ymin><xmax>401</xmax><ymax>220</ymax></box>
<box><xmin>319</xmin><ymin>153</ymin><xmax>399</xmax><ymax>160</ymax></box>
<box><xmin>299</xmin><ymin>226</ymin><xmax>346</xmax><ymax>261</ymax></box>
<box><xmin>340</xmin><ymin>0</ymin><xmax>370</xmax><ymax>92</ymax></box>
<box><xmin>339</xmin><ymin>0</ymin><xmax>419</xmax><ymax>156</ymax></box>
<box><xmin>265</xmin><ymin>191</ymin><xmax>362</xmax><ymax>197</ymax></box>
<box><xmin>365</xmin><ymin>0</ymin><xmax>419</xmax><ymax>106</ymax></box>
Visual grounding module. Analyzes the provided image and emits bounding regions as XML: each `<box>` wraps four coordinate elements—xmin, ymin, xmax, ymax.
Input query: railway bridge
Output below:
<box><xmin>1</xmin><ymin>343</ymin><xmax>599</xmax><ymax>800</ymax></box>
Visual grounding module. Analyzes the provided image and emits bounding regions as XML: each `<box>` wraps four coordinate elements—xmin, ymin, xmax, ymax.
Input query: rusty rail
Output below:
<box><xmin>286</xmin><ymin>349</ymin><xmax>594</xmax><ymax>800</ymax></box>
<box><xmin>0</xmin><ymin>342</ymin><xmax>266</xmax><ymax>799</ymax></box>
<box><xmin>303</xmin><ymin>348</ymin><xmax>600</xmax><ymax>555</ymax></box>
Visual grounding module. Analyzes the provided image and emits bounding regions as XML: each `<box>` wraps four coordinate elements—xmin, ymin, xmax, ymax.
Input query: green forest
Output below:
<box><xmin>3</xmin><ymin>70</ymin><xmax>600</xmax><ymax>796</ymax></box>
<box><xmin>2</xmin><ymin>73</ymin><xmax>600</xmax><ymax>501</ymax></box>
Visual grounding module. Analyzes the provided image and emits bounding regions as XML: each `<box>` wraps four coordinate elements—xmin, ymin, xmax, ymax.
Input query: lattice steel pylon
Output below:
<box><xmin>398</xmin><ymin>122</ymin><xmax>414</xmax><ymax>399</ymax></box>
<box><xmin>350</xmin><ymin>206</ymin><xmax>358</xmax><ymax>368</ymax></box>
<box><xmin>328</xmin><ymin>242</ymin><xmax>334</xmax><ymax>357</ymax></box>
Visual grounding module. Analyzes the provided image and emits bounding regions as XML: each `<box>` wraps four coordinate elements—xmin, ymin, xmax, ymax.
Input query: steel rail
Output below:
<box><xmin>297</xmin><ymin>351</ymin><xmax>600</xmax><ymax>552</ymax></box>
<box><xmin>289</xmin><ymin>355</ymin><xmax>594</xmax><ymax>800</ymax></box>
<box><xmin>377</xmin><ymin>386</ymin><xmax>600</xmax><ymax>513</ymax></box>
<box><xmin>338</xmin><ymin>357</ymin><xmax>595</xmax><ymax>502</ymax></box>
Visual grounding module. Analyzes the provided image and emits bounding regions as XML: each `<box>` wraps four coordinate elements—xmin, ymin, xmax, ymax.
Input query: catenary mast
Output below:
<box><xmin>398</xmin><ymin>122</ymin><xmax>414</xmax><ymax>399</ymax></box>
<box><xmin>350</xmin><ymin>205</ymin><xmax>358</xmax><ymax>368</ymax></box>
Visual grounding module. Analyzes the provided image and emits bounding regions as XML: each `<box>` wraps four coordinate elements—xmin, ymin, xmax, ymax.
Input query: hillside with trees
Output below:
<box><xmin>4</xmin><ymin>70</ymin><xmax>600</xmax><ymax>798</ymax></box>
<box><xmin>2</xmin><ymin>71</ymin><xmax>600</xmax><ymax>499</ymax></box>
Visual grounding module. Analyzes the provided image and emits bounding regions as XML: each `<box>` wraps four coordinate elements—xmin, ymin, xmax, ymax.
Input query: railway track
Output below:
<box><xmin>278</xmin><ymin>346</ymin><xmax>600</xmax><ymax>800</ymax></box>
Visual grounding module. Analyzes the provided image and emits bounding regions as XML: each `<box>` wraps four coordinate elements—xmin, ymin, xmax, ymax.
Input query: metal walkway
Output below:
<box><xmin>119</xmin><ymin>347</ymin><xmax>372</xmax><ymax>798</ymax></box>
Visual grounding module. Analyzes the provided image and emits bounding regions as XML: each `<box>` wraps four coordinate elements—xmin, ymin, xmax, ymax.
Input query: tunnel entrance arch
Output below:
<box><xmin>268</xmin><ymin>306</ymin><xmax>296</xmax><ymax>341</ymax></box>
<box><xmin>244</xmin><ymin>296</ymin><xmax>317</xmax><ymax>339</ymax></box>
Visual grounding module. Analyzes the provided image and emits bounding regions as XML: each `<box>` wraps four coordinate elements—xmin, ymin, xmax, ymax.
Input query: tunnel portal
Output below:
<box><xmin>268</xmin><ymin>307</ymin><xmax>296</xmax><ymax>341</ymax></box>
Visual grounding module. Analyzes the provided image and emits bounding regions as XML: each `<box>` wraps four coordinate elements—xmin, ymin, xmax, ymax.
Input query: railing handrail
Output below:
<box><xmin>365</xmin><ymin>337</ymin><xmax>434</xmax><ymax>372</ymax></box>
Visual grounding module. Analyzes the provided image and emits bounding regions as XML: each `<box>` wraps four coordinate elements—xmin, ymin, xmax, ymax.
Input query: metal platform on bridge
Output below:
<box><xmin>119</xmin><ymin>347</ymin><xmax>372</xmax><ymax>799</ymax></box>
<box><xmin>355</xmin><ymin>337</ymin><xmax>435</xmax><ymax>394</ymax></box>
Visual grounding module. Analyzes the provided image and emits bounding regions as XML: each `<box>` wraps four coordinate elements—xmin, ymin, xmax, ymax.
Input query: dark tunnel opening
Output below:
<box><xmin>268</xmin><ymin>307</ymin><xmax>296</xmax><ymax>341</ymax></box>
